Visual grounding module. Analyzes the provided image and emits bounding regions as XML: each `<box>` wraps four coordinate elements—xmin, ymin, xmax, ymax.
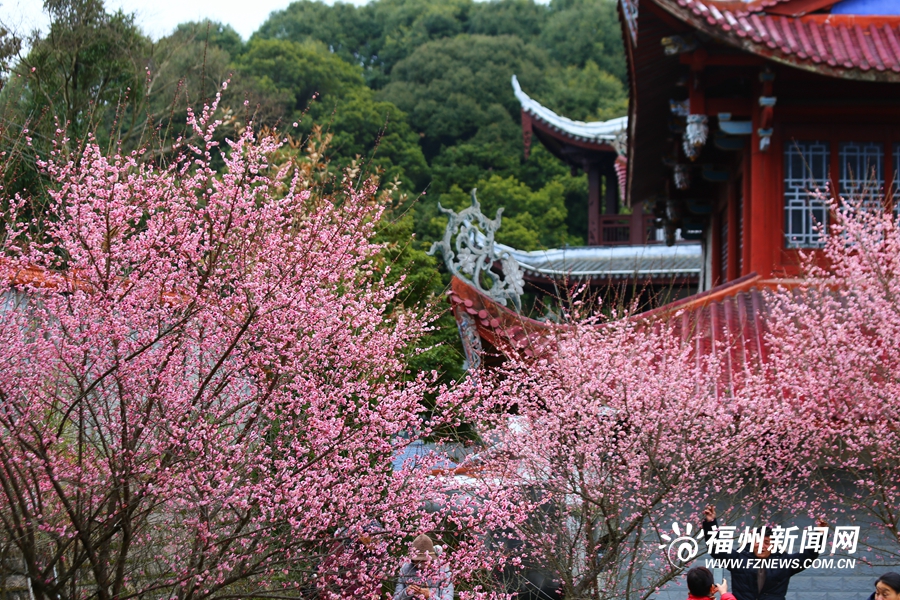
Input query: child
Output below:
<box><xmin>687</xmin><ymin>566</ymin><xmax>736</xmax><ymax>600</ymax></box>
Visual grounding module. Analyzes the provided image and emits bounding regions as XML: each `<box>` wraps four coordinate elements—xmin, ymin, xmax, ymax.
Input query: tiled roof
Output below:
<box><xmin>512</xmin><ymin>75</ymin><xmax>628</xmax><ymax>145</ymax></box>
<box><xmin>449</xmin><ymin>273</ymin><xmax>795</xmax><ymax>380</ymax></box>
<box><xmin>500</xmin><ymin>242</ymin><xmax>702</xmax><ymax>281</ymax></box>
<box><xmin>690</xmin><ymin>0</ymin><xmax>811</xmax><ymax>18</ymax></box>
<box><xmin>659</xmin><ymin>0</ymin><xmax>900</xmax><ymax>79</ymax></box>
<box><xmin>637</xmin><ymin>273</ymin><xmax>781</xmax><ymax>376</ymax></box>
<box><xmin>448</xmin><ymin>276</ymin><xmax>556</xmax><ymax>361</ymax></box>
<box><xmin>0</xmin><ymin>261</ymin><xmax>83</xmax><ymax>291</ymax></box>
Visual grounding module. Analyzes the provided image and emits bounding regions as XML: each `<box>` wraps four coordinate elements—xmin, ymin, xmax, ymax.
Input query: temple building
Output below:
<box><xmin>429</xmin><ymin>0</ymin><xmax>900</xmax><ymax>596</ymax></box>
<box><xmin>622</xmin><ymin>0</ymin><xmax>900</xmax><ymax>289</ymax></box>
<box><xmin>427</xmin><ymin>76</ymin><xmax>705</xmax><ymax>345</ymax></box>
<box><xmin>432</xmin><ymin>0</ymin><xmax>900</xmax><ymax>365</ymax></box>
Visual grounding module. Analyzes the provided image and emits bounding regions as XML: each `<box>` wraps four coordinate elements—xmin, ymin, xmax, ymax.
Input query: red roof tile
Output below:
<box><xmin>448</xmin><ymin>273</ymin><xmax>799</xmax><ymax>381</ymax></box>
<box><xmin>659</xmin><ymin>0</ymin><xmax>900</xmax><ymax>80</ymax></box>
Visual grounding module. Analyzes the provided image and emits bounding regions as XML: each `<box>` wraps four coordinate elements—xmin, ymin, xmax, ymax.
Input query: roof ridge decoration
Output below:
<box><xmin>428</xmin><ymin>190</ymin><xmax>525</xmax><ymax>312</ymax></box>
<box><xmin>428</xmin><ymin>193</ymin><xmax>702</xmax><ymax>302</ymax></box>
<box><xmin>622</xmin><ymin>0</ymin><xmax>640</xmax><ymax>45</ymax></box>
<box><xmin>511</xmin><ymin>75</ymin><xmax>629</xmax><ymax>145</ymax></box>
<box><xmin>696</xmin><ymin>0</ymin><xmax>823</xmax><ymax>19</ymax></box>
<box><xmin>499</xmin><ymin>243</ymin><xmax>702</xmax><ymax>279</ymax></box>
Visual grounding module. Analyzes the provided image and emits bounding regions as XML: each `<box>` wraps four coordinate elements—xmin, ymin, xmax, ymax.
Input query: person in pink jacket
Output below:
<box><xmin>688</xmin><ymin>566</ymin><xmax>737</xmax><ymax>600</ymax></box>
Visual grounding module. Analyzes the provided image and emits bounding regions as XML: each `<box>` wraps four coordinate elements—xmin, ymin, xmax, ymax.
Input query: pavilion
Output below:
<box><xmin>431</xmin><ymin>0</ymin><xmax>900</xmax><ymax>371</ymax></box>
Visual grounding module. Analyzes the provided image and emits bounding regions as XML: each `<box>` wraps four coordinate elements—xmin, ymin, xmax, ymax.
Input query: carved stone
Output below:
<box><xmin>456</xmin><ymin>313</ymin><xmax>483</xmax><ymax>371</ymax></box>
<box><xmin>428</xmin><ymin>189</ymin><xmax>525</xmax><ymax>312</ymax></box>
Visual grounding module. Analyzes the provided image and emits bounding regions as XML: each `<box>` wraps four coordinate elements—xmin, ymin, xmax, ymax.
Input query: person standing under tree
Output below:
<box><xmin>392</xmin><ymin>534</ymin><xmax>453</xmax><ymax>600</ymax></box>
<box><xmin>702</xmin><ymin>505</ymin><xmax>825</xmax><ymax>600</ymax></box>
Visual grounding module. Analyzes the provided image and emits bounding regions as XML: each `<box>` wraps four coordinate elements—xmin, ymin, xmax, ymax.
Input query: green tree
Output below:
<box><xmin>360</xmin><ymin>0</ymin><xmax>474</xmax><ymax>88</ymax></box>
<box><xmin>540</xmin><ymin>0</ymin><xmax>626</xmax><ymax>82</ymax></box>
<box><xmin>4</xmin><ymin>0</ymin><xmax>148</xmax><ymax>149</ymax></box>
<box><xmin>379</xmin><ymin>34</ymin><xmax>549</xmax><ymax>157</ymax></box>
<box><xmin>375</xmin><ymin>209</ymin><xmax>465</xmax><ymax>388</ymax></box>
<box><xmin>252</xmin><ymin>0</ymin><xmax>375</xmax><ymax>67</ymax></box>
<box><xmin>171</xmin><ymin>20</ymin><xmax>244</xmax><ymax>61</ymax></box>
<box><xmin>0</xmin><ymin>0</ymin><xmax>150</xmax><ymax>200</ymax></box>
<box><xmin>142</xmin><ymin>21</ymin><xmax>237</xmax><ymax>142</ymax></box>
<box><xmin>237</xmin><ymin>38</ymin><xmax>364</xmax><ymax>123</ymax></box>
<box><xmin>468</xmin><ymin>0</ymin><xmax>548</xmax><ymax>38</ymax></box>
<box><xmin>542</xmin><ymin>60</ymin><xmax>627</xmax><ymax>121</ymax></box>
<box><xmin>306</xmin><ymin>87</ymin><xmax>430</xmax><ymax>192</ymax></box>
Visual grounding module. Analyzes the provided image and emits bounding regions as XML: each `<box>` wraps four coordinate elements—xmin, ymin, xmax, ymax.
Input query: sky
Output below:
<box><xmin>0</xmin><ymin>0</ymin><xmax>370</xmax><ymax>42</ymax></box>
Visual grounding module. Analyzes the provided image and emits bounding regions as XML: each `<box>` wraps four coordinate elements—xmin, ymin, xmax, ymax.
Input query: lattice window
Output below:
<box><xmin>839</xmin><ymin>142</ymin><xmax>883</xmax><ymax>209</ymax></box>
<box><xmin>784</xmin><ymin>141</ymin><xmax>830</xmax><ymax>248</ymax></box>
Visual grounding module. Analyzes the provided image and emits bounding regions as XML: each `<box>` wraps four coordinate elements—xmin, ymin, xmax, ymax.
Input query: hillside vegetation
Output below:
<box><xmin>0</xmin><ymin>0</ymin><xmax>627</xmax><ymax>379</ymax></box>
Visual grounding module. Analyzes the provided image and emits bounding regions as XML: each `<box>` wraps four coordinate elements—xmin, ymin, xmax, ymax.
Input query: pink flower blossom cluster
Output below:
<box><xmin>756</xmin><ymin>199</ymin><xmax>900</xmax><ymax>562</ymax></box>
<box><xmin>0</xmin><ymin>97</ymin><xmax>514</xmax><ymax>600</ymax></box>
<box><xmin>465</xmin><ymin>197</ymin><xmax>900</xmax><ymax>596</ymax></box>
<box><xmin>468</xmin><ymin>313</ymin><xmax>778</xmax><ymax>599</ymax></box>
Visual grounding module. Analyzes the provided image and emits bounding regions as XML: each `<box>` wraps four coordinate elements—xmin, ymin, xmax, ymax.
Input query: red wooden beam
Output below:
<box><xmin>680</xmin><ymin>54</ymin><xmax>765</xmax><ymax>67</ymax></box>
<box><xmin>528</xmin><ymin>118</ymin><xmax>618</xmax><ymax>154</ymax></box>
<box><xmin>521</xmin><ymin>110</ymin><xmax>533</xmax><ymax>160</ymax></box>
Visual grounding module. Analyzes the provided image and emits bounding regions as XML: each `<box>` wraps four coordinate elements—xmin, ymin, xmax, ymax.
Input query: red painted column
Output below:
<box><xmin>741</xmin><ymin>153</ymin><xmax>752</xmax><ymax>276</ymax></box>
<box><xmin>588</xmin><ymin>163</ymin><xmax>601</xmax><ymax>246</ymax></box>
<box><xmin>630</xmin><ymin>200</ymin><xmax>644</xmax><ymax>244</ymax></box>
<box><xmin>727</xmin><ymin>178</ymin><xmax>740</xmax><ymax>281</ymax></box>
<box><xmin>711</xmin><ymin>212</ymin><xmax>722</xmax><ymax>285</ymax></box>
<box><xmin>749</xmin><ymin>113</ymin><xmax>774</xmax><ymax>278</ymax></box>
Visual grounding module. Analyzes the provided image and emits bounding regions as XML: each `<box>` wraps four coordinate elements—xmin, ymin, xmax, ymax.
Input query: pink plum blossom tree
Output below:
<box><xmin>757</xmin><ymin>198</ymin><xmax>900</xmax><ymax>562</ymax></box>
<box><xmin>469</xmin><ymin>312</ymin><xmax>778</xmax><ymax>600</ymax></box>
<box><xmin>0</xmin><ymin>92</ymin><xmax>492</xmax><ymax>600</ymax></box>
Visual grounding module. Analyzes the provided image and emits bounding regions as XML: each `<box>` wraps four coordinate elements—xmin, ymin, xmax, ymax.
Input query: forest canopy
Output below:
<box><xmin>0</xmin><ymin>0</ymin><xmax>627</xmax><ymax>378</ymax></box>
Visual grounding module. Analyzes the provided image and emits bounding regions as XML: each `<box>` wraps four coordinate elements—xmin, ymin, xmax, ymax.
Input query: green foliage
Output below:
<box><xmin>540</xmin><ymin>0</ymin><xmax>626</xmax><ymax>81</ymax></box>
<box><xmin>429</xmin><ymin>134</ymin><xmax>521</xmax><ymax>196</ymax></box>
<box><xmin>172</xmin><ymin>21</ymin><xmax>245</xmax><ymax>61</ymax></box>
<box><xmin>4</xmin><ymin>0</ymin><xmax>629</xmax><ymax>380</ymax></box>
<box><xmin>361</xmin><ymin>0</ymin><xmax>473</xmax><ymax>87</ymax></box>
<box><xmin>306</xmin><ymin>87</ymin><xmax>430</xmax><ymax>191</ymax></box>
<box><xmin>238</xmin><ymin>38</ymin><xmax>364</xmax><ymax>120</ymax></box>
<box><xmin>4</xmin><ymin>0</ymin><xmax>148</xmax><ymax>146</ymax></box>
<box><xmin>543</xmin><ymin>60</ymin><xmax>628</xmax><ymax>122</ymax></box>
<box><xmin>468</xmin><ymin>0</ymin><xmax>547</xmax><ymax>38</ymax></box>
<box><xmin>0</xmin><ymin>0</ymin><xmax>151</xmax><ymax>201</ymax></box>
<box><xmin>143</xmin><ymin>21</ymin><xmax>236</xmax><ymax>138</ymax></box>
<box><xmin>374</xmin><ymin>209</ymin><xmax>465</xmax><ymax>388</ymax></box>
<box><xmin>252</xmin><ymin>1</ymin><xmax>376</xmax><ymax>67</ymax></box>
<box><xmin>379</xmin><ymin>34</ymin><xmax>548</xmax><ymax>153</ymax></box>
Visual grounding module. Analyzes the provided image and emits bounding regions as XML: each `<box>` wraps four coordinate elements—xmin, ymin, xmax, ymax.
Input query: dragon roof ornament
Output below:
<box><xmin>428</xmin><ymin>190</ymin><xmax>525</xmax><ymax>312</ymax></box>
